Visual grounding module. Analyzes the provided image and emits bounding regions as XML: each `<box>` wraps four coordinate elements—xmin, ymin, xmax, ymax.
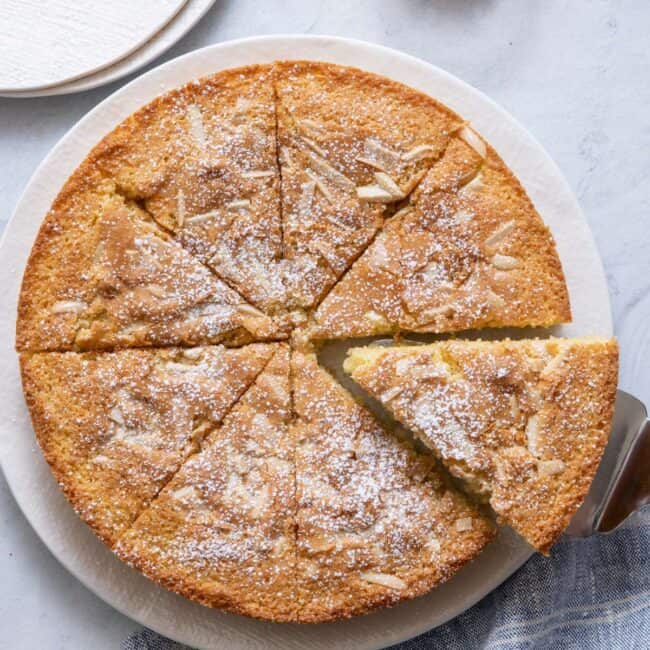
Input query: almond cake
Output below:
<box><xmin>16</xmin><ymin>61</ymin><xmax>616</xmax><ymax>622</ymax></box>
<box><xmin>345</xmin><ymin>338</ymin><xmax>618</xmax><ymax>553</ymax></box>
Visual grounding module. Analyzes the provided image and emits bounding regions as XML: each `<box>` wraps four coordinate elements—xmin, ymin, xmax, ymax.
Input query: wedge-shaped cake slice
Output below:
<box><xmin>312</xmin><ymin>132</ymin><xmax>571</xmax><ymax>338</ymax></box>
<box><xmin>345</xmin><ymin>338</ymin><xmax>618</xmax><ymax>553</ymax></box>
<box><xmin>291</xmin><ymin>352</ymin><xmax>495</xmax><ymax>622</ymax></box>
<box><xmin>88</xmin><ymin>65</ymin><xmax>284</xmax><ymax>314</ymax></box>
<box><xmin>20</xmin><ymin>343</ymin><xmax>275</xmax><ymax>546</ymax></box>
<box><xmin>275</xmin><ymin>61</ymin><xmax>462</xmax><ymax>311</ymax></box>
<box><xmin>116</xmin><ymin>345</ymin><xmax>296</xmax><ymax>621</ymax></box>
<box><xmin>17</xmin><ymin>183</ymin><xmax>281</xmax><ymax>351</ymax></box>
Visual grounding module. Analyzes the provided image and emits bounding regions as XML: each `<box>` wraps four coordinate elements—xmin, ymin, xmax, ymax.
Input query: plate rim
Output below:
<box><xmin>0</xmin><ymin>0</ymin><xmax>217</xmax><ymax>98</ymax></box>
<box><xmin>0</xmin><ymin>34</ymin><xmax>612</xmax><ymax>650</ymax></box>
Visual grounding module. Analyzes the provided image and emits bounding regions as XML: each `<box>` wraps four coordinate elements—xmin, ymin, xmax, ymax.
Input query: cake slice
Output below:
<box><xmin>275</xmin><ymin>61</ymin><xmax>462</xmax><ymax>311</ymax></box>
<box><xmin>20</xmin><ymin>343</ymin><xmax>276</xmax><ymax>546</ymax></box>
<box><xmin>312</xmin><ymin>132</ymin><xmax>571</xmax><ymax>338</ymax></box>
<box><xmin>291</xmin><ymin>351</ymin><xmax>495</xmax><ymax>621</ymax></box>
<box><xmin>344</xmin><ymin>338</ymin><xmax>618</xmax><ymax>553</ymax></box>
<box><xmin>93</xmin><ymin>65</ymin><xmax>286</xmax><ymax>315</ymax></box>
<box><xmin>17</xmin><ymin>188</ymin><xmax>282</xmax><ymax>351</ymax></box>
<box><xmin>116</xmin><ymin>345</ymin><xmax>296</xmax><ymax>621</ymax></box>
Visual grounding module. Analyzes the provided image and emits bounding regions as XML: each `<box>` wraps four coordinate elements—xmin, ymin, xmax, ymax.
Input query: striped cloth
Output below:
<box><xmin>123</xmin><ymin>508</ymin><xmax>649</xmax><ymax>650</ymax></box>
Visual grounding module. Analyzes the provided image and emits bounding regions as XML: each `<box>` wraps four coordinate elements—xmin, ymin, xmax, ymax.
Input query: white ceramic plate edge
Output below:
<box><xmin>0</xmin><ymin>0</ymin><xmax>216</xmax><ymax>98</ymax></box>
<box><xmin>0</xmin><ymin>35</ymin><xmax>612</xmax><ymax>650</ymax></box>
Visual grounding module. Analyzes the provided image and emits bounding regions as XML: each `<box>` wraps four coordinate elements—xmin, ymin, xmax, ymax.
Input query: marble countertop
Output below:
<box><xmin>1</xmin><ymin>1</ymin><xmax>648</xmax><ymax>648</ymax></box>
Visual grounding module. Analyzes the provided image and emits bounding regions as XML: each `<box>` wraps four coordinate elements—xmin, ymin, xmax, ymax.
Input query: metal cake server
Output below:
<box><xmin>566</xmin><ymin>390</ymin><xmax>650</xmax><ymax>537</ymax></box>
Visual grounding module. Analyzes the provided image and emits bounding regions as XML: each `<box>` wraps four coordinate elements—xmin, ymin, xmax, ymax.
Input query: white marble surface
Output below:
<box><xmin>1</xmin><ymin>1</ymin><xmax>648</xmax><ymax>648</ymax></box>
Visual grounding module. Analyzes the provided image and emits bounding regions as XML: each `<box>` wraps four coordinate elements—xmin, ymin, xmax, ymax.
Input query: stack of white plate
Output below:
<box><xmin>0</xmin><ymin>0</ymin><xmax>216</xmax><ymax>97</ymax></box>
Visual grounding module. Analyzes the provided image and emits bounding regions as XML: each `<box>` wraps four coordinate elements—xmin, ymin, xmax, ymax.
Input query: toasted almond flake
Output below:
<box><xmin>235</xmin><ymin>96</ymin><xmax>251</xmax><ymax>112</ymax></box>
<box><xmin>355</xmin><ymin>155</ymin><xmax>388</xmax><ymax>172</ymax></box>
<box><xmin>187</xmin><ymin>104</ymin><xmax>207</xmax><ymax>149</ymax></box>
<box><xmin>454</xmin><ymin>209</ymin><xmax>474</xmax><ymax>224</ymax></box>
<box><xmin>241</xmin><ymin>170</ymin><xmax>275</xmax><ymax>179</ymax></box>
<box><xmin>396</xmin><ymin>357</ymin><xmax>415</xmax><ymax>375</ymax></box>
<box><xmin>298</xmin><ymin>117</ymin><xmax>322</xmax><ymax>131</ymax></box>
<box><xmin>296</xmin><ymin>180</ymin><xmax>316</xmax><ymax>219</ymax></box>
<box><xmin>305</xmin><ymin>169</ymin><xmax>334</xmax><ymax>203</ymax></box>
<box><xmin>171</xmin><ymin>485</ymin><xmax>199</xmax><ymax>501</ymax></box>
<box><xmin>374</xmin><ymin>172</ymin><xmax>405</xmax><ymax>199</ymax></box>
<box><xmin>525</xmin><ymin>415</ymin><xmax>541</xmax><ymax>457</ymax></box>
<box><xmin>380</xmin><ymin>385</ymin><xmax>404</xmax><ymax>402</ymax></box>
<box><xmin>165</xmin><ymin>361</ymin><xmax>193</xmax><ymax>372</ymax></box>
<box><xmin>91</xmin><ymin>454</ymin><xmax>111</xmax><ymax>465</ymax></box>
<box><xmin>364</xmin><ymin>138</ymin><xmax>402</xmax><ymax>163</ymax></box>
<box><xmin>402</xmin><ymin>144</ymin><xmax>436</xmax><ymax>161</ymax></box>
<box><xmin>538</xmin><ymin>459</ymin><xmax>566</xmax><ymax>476</ymax></box>
<box><xmin>307</xmin><ymin>152</ymin><xmax>355</xmax><ymax>190</ymax></box>
<box><xmin>226</xmin><ymin>199</ymin><xmax>251</xmax><ymax>210</ymax></box>
<box><xmin>419</xmin><ymin>304</ymin><xmax>454</xmax><ymax>323</ymax></box>
<box><xmin>301</xmin><ymin>136</ymin><xmax>327</xmax><ymax>157</ymax></box>
<box><xmin>51</xmin><ymin>300</ymin><xmax>87</xmax><ymax>314</ymax></box>
<box><xmin>356</xmin><ymin>184</ymin><xmax>395</xmax><ymax>202</ymax></box>
<box><xmin>400</xmin><ymin>169</ymin><xmax>428</xmax><ymax>195</ymax></box>
<box><xmin>509</xmin><ymin>394</ymin><xmax>521</xmax><ymax>420</ymax></box>
<box><xmin>459</xmin><ymin>125</ymin><xmax>487</xmax><ymax>159</ymax></box>
<box><xmin>182</xmin><ymin>348</ymin><xmax>203</xmax><ymax>360</ymax></box>
<box><xmin>147</xmin><ymin>284</ymin><xmax>168</xmax><ymax>298</ymax></box>
<box><xmin>427</xmin><ymin>537</ymin><xmax>442</xmax><ymax>554</ymax></box>
<box><xmin>187</xmin><ymin>210</ymin><xmax>220</xmax><ymax>225</ymax></box>
<box><xmin>364</xmin><ymin>310</ymin><xmax>389</xmax><ymax>326</ymax></box>
<box><xmin>280</xmin><ymin>147</ymin><xmax>294</xmax><ymax>169</ymax></box>
<box><xmin>310</xmin><ymin>240</ymin><xmax>339</xmax><ymax>269</ymax></box>
<box><xmin>236</xmin><ymin>303</ymin><xmax>266</xmax><ymax>318</ymax></box>
<box><xmin>486</xmin><ymin>289</ymin><xmax>506</xmax><ymax>310</ymax></box>
<box><xmin>485</xmin><ymin>220</ymin><xmax>516</xmax><ymax>248</ymax></box>
<box><xmin>456</xmin><ymin>517</ymin><xmax>473</xmax><ymax>532</ymax></box>
<box><xmin>109</xmin><ymin>406</ymin><xmax>125</xmax><ymax>425</ymax></box>
<box><xmin>410</xmin><ymin>363</ymin><xmax>451</xmax><ymax>380</ymax></box>
<box><xmin>176</xmin><ymin>190</ymin><xmax>186</xmax><ymax>227</ymax></box>
<box><xmin>492</xmin><ymin>254</ymin><xmax>519</xmax><ymax>270</ymax></box>
<box><xmin>359</xmin><ymin>572</ymin><xmax>406</xmax><ymax>590</ymax></box>
<box><xmin>528</xmin><ymin>387</ymin><xmax>543</xmax><ymax>410</ymax></box>
<box><xmin>461</xmin><ymin>172</ymin><xmax>484</xmax><ymax>194</ymax></box>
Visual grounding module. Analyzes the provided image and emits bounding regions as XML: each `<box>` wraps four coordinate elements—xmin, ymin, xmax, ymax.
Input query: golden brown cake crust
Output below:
<box><xmin>345</xmin><ymin>338</ymin><xmax>618</xmax><ymax>554</ymax></box>
<box><xmin>14</xmin><ymin>60</ymin><xmax>616</xmax><ymax>624</ymax></box>
<box><xmin>20</xmin><ymin>343</ymin><xmax>276</xmax><ymax>547</ymax></box>
<box><xmin>115</xmin><ymin>345</ymin><xmax>297</xmax><ymax>622</ymax></box>
<box><xmin>312</xmin><ymin>135</ymin><xmax>571</xmax><ymax>338</ymax></box>
<box><xmin>292</xmin><ymin>351</ymin><xmax>495</xmax><ymax>622</ymax></box>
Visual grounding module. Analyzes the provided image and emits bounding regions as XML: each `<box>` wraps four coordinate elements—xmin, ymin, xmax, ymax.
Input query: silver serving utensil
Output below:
<box><xmin>566</xmin><ymin>390</ymin><xmax>650</xmax><ymax>536</ymax></box>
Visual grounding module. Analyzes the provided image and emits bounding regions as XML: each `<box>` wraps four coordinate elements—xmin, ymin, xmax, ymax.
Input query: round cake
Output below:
<box><xmin>16</xmin><ymin>61</ymin><xmax>618</xmax><ymax>622</ymax></box>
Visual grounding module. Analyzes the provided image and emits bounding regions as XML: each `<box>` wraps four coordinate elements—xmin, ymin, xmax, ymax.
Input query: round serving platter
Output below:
<box><xmin>0</xmin><ymin>36</ymin><xmax>612</xmax><ymax>649</ymax></box>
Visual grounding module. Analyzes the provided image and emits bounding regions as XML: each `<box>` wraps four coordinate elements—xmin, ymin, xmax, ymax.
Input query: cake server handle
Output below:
<box><xmin>567</xmin><ymin>390</ymin><xmax>650</xmax><ymax>537</ymax></box>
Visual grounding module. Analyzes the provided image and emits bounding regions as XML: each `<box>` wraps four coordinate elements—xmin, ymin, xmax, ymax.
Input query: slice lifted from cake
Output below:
<box><xmin>312</xmin><ymin>132</ymin><xmax>571</xmax><ymax>338</ymax></box>
<box><xmin>275</xmin><ymin>61</ymin><xmax>462</xmax><ymax>311</ymax></box>
<box><xmin>345</xmin><ymin>338</ymin><xmax>618</xmax><ymax>553</ymax></box>
<box><xmin>116</xmin><ymin>345</ymin><xmax>296</xmax><ymax>621</ymax></box>
<box><xmin>291</xmin><ymin>351</ymin><xmax>495</xmax><ymax>621</ymax></box>
<box><xmin>17</xmin><ymin>186</ymin><xmax>282</xmax><ymax>351</ymax></box>
<box><xmin>20</xmin><ymin>343</ymin><xmax>276</xmax><ymax>546</ymax></box>
<box><xmin>94</xmin><ymin>65</ymin><xmax>286</xmax><ymax>314</ymax></box>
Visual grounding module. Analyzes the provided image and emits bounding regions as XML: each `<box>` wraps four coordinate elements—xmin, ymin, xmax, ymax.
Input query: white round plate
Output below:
<box><xmin>0</xmin><ymin>0</ymin><xmax>188</xmax><ymax>92</ymax></box>
<box><xmin>0</xmin><ymin>0</ymin><xmax>216</xmax><ymax>99</ymax></box>
<box><xmin>0</xmin><ymin>36</ymin><xmax>612</xmax><ymax>650</ymax></box>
